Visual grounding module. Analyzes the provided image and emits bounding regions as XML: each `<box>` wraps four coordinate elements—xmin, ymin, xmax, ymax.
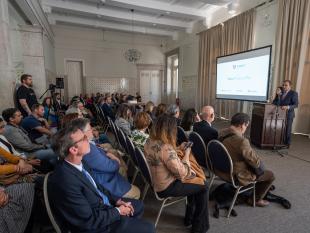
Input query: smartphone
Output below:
<box><xmin>184</xmin><ymin>141</ymin><xmax>193</xmax><ymax>150</ymax></box>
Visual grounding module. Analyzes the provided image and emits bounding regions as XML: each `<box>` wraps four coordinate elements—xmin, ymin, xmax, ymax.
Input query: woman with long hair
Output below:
<box><xmin>115</xmin><ymin>104</ymin><xmax>133</xmax><ymax>136</ymax></box>
<box><xmin>144</xmin><ymin>114</ymin><xmax>209</xmax><ymax>233</ymax></box>
<box><xmin>181</xmin><ymin>108</ymin><xmax>201</xmax><ymax>133</ymax></box>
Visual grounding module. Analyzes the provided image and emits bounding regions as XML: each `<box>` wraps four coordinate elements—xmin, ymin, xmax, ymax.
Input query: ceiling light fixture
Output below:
<box><xmin>124</xmin><ymin>9</ymin><xmax>142</xmax><ymax>63</ymax></box>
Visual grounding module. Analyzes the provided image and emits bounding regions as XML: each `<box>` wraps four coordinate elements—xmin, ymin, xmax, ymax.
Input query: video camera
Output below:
<box><xmin>49</xmin><ymin>84</ymin><xmax>57</xmax><ymax>92</ymax></box>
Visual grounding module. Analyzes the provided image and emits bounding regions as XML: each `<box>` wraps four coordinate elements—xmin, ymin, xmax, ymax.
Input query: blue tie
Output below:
<box><xmin>82</xmin><ymin>168</ymin><xmax>111</xmax><ymax>206</ymax></box>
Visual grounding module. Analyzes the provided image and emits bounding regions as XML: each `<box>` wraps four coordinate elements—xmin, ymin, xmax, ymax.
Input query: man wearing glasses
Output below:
<box><xmin>48</xmin><ymin>125</ymin><xmax>155</xmax><ymax>233</ymax></box>
<box><xmin>272</xmin><ymin>80</ymin><xmax>299</xmax><ymax>148</ymax></box>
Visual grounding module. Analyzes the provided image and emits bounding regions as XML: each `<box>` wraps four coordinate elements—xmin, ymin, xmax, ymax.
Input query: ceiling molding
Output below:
<box><xmin>43</xmin><ymin>0</ymin><xmax>192</xmax><ymax>29</ymax></box>
<box><xmin>107</xmin><ymin>0</ymin><xmax>208</xmax><ymax>18</ymax></box>
<box><xmin>49</xmin><ymin>13</ymin><xmax>176</xmax><ymax>37</ymax></box>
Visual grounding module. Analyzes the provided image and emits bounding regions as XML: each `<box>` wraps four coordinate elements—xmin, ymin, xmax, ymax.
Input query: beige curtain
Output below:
<box><xmin>197</xmin><ymin>9</ymin><xmax>255</xmax><ymax>119</ymax></box>
<box><xmin>274</xmin><ymin>0</ymin><xmax>310</xmax><ymax>87</ymax></box>
<box><xmin>274</xmin><ymin>0</ymin><xmax>310</xmax><ymax>134</ymax></box>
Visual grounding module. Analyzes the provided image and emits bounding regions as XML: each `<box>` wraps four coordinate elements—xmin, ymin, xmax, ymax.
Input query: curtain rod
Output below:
<box><xmin>196</xmin><ymin>0</ymin><xmax>275</xmax><ymax>35</ymax></box>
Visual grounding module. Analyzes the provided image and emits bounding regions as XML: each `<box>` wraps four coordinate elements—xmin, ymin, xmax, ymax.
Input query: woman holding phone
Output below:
<box><xmin>144</xmin><ymin>114</ymin><xmax>209</xmax><ymax>233</ymax></box>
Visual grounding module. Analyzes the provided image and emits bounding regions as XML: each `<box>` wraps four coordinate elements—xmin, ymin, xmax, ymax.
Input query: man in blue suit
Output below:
<box><xmin>48</xmin><ymin>125</ymin><xmax>154</xmax><ymax>233</ymax></box>
<box><xmin>272</xmin><ymin>80</ymin><xmax>298</xmax><ymax>148</ymax></box>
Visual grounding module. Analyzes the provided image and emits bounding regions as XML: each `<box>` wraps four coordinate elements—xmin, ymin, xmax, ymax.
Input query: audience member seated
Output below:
<box><xmin>21</xmin><ymin>104</ymin><xmax>53</xmax><ymax>145</ymax></box>
<box><xmin>136</xmin><ymin>92</ymin><xmax>142</xmax><ymax>102</ymax></box>
<box><xmin>60</xmin><ymin>113</ymin><xmax>81</xmax><ymax>128</ymax></box>
<box><xmin>115</xmin><ymin>104</ymin><xmax>133</xmax><ymax>136</ymax></box>
<box><xmin>92</xmin><ymin>125</ymin><xmax>111</xmax><ymax>145</ymax></box>
<box><xmin>2</xmin><ymin>108</ymin><xmax>56</xmax><ymax>165</ymax></box>
<box><xmin>154</xmin><ymin>103</ymin><xmax>167</xmax><ymax>119</ymax></box>
<box><xmin>0</xmin><ymin>183</ymin><xmax>35</xmax><ymax>233</ymax></box>
<box><xmin>167</xmin><ymin>104</ymin><xmax>181</xmax><ymax>125</ymax></box>
<box><xmin>131</xmin><ymin>112</ymin><xmax>151</xmax><ymax>152</ymax></box>
<box><xmin>193</xmin><ymin>105</ymin><xmax>218</xmax><ymax>145</ymax></box>
<box><xmin>0</xmin><ymin>117</ymin><xmax>40</xmax><ymax>167</ymax></box>
<box><xmin>181</xmin><ymin>108</ymin><xmax>201</xmax><ymax>134</ymax></box>
<box><xmin>101</xmin><ymin>94</ymin><xmax>116</xmax><ymax>121</ymax></box>
<box><xmin>53</xmin><ymin>92</ymin><xmax>67</xmax><ymax>113</ymax></box>
<box><xmin>42</xmin><ymin>97</ymin><xmax>58</xmax><ymax>131</ymax></box>
<box><xmin>65</xmin><ymin>101</ymin><xmax>83</xmax><ymax>117</ymax></box>
<box><xmin>144</xmin><ymin>114</ymin><xmax>209</xmax><ymax>233</ymax></box>
<box><xmin>219</xmin><ymin>113</ymin><xmax>275</xmax><ymax>207</ymax></box>
<box><xmin>0</xmin><ymin>145</ymin><xmax>36</xmax><ymax>185</ymax></box>
<box><xmin>71</xmin><ymin>118</ymin><xmax>139</xmax><ymax>199</ymax></box>
<box><xmin>144</xmin><ymin>101</ymin><xmax>155</xmax><ymax>121</ymax></box>
<box><xmin>49</xmin><ymin>125</ymin><xmax>154</xmax><ymax>233</ymax></box>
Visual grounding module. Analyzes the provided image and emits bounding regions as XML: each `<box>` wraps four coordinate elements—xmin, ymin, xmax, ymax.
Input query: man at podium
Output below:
<box><xmin>272</xmin><ymin>80</ymin><xmax>298</xmax><ymax>148</ymax></box>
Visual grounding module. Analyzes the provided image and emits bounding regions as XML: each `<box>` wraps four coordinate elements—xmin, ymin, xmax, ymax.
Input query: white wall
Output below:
<box><xmin>165</xmin><ymin>32</ymin><xmax>199</xmax><ymax>110</ymax></box>
<box><xmin>43</xmin><ymin>32</ymin><xmax>56</xmax><ymax>86</ymax></box>
<box><xmin>53</xmin><ymin>25</ymin><xmax>166</xmax><ymax>96</ymax></box>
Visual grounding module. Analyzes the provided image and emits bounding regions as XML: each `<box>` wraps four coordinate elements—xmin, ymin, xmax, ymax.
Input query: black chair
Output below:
<box><xmin>177</xmin><ymin>126</ymin><xmax>188</xmax><ymax>146</ymax></box>
<box><xmin>98</xmin><ymin>107</ymin><xmax>109</xmax><ymax>133</ymax></box>
<box><xmin>116</xmin><ymin>126</ymin><xmax>128</xmax><ymax>154</ymax></box>
<box><xmin>134</xmin><ymin>147</ymin><xmax>186</xmax><ymax>227</ymax></box>
<box><xmin>207</xmin><ymin>140</ymin><xmax>256</xmax><ymax>217</ymax></box>
<box><xmin>107</xmin><ymin>117</ymin><xmax>120</xmax><ymax>148</ymax></box>
<box><xmin>125</xmin><ymin>136</ymin><xmax>140</xmax><ymax>184</ymax></box>
<box><xmin>188</xmin><ymin>132</ymin><xmax>208</xmax><ymax>169</ymax></box>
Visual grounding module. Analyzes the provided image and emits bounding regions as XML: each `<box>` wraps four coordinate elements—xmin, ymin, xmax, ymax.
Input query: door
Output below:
<box><xmin>66</xmin><ymin>61</ymin><xmax>83</xmax><ymax>101</ymax></box>
<box><xmin>140</xmin><ymin>70</ymin><xmax>161</xmax><ymax>105</ymax></box>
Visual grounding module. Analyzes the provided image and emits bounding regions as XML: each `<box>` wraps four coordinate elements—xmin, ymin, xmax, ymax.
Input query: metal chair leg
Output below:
<box><xmin>155</xmin><ymin>199</ymin><xmax>167</xmax><ymax>227</ymax></box>
<box><xmin>131</xmin><ymin>168</ymin><xmax>139</xmax><ymax>184</ymax></box>
<box><xmin>209</xmin><ymin>174</ymin><xmax>215</xmax><ymax>190</ymax></box>
<box><xmin>227</xmin><ymin>187</ymin><xmax>242</xmax><ymax>218</ymax></box>
<box><xmin>141</xmin><ymin>183</ymin><xmax>149</xmax><ymax>201</ymax></box>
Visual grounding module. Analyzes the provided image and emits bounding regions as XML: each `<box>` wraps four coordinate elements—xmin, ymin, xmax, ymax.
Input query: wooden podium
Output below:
<box><xmin>250</xmin><ymin>103</ymin><xmax>287</xmax><ymax>148</ymax></box>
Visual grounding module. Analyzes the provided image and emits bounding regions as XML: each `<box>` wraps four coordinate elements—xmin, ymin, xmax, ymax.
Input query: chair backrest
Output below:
<box><xmin>207</xmin><ymin>140</ymin><xmax>235</xmax><ymax>186</ymax></box>
<box><xmin>43</xmin><ymin>172</ymin><xmax>62</xmax><ymax>233</ymax></box>
<box><xmin>188</xmin><ymin>131</ymin><xmax>207</xmax><ymax>168</ymax></box>
<box><xmin>177</xmin><ymin>126</ymin><xmax>188</xmax><ymax>146</ymax></box>
<box><xmin>116</xmin><ymin>127</ymin><xmax>128</xmax><ymax>153</ymax></box>
<box><xmin>135</xmin><ymin>147</ymin><xmax>152</xmax><ymax>185</ymax></box>
<box><xmin>126</xmin><ymin>136</ymin><xmax>139</xmax><ymax>166</ymax></box>
<box><xmin>108</xmin><ymin>117</ymin><xmax>118</xmax><ymax>141</ymax></box>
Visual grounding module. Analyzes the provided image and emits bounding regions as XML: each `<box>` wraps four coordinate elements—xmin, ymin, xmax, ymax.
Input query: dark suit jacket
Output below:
<box><xmin>193</xmin><ymin>120</ymin><xmax>218</xmax><ymax>146</ymax></box>
<box><xmin>272</xmin><ymin>90</ymin><xmax>298</xmax><ymax>119</ymax></box>
<box><xmin>48</xmin><ymin>161</ymin><xmax>120</xmax><ymax>233</ymax></box>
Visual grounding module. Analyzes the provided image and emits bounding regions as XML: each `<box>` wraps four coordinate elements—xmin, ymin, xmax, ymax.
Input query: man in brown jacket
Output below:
<box><xmin>219</xmin><ymin>113</ymin><xmax>275</xmax><ymax>207</ymax></box>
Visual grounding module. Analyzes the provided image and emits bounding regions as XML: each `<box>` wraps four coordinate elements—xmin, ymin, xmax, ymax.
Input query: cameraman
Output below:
<box><xmin>16</xmin><ymin>74</ymin><xmax>38</xmax><ymax>117</ymax></box>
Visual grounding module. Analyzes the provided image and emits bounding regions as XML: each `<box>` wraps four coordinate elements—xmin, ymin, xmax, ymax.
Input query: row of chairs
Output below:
<box><xmin>177</xmin><ymin>126</ymin><xmax>256</xmax><ymax>218</ymax></box>
<box><xmin>106</xmin><ymin>117</ymin><xmax>187</xmax><ymax>227</ymax></box>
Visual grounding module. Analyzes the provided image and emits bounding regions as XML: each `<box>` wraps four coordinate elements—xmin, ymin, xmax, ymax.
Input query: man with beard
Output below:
<box><xmin>16</xmin><ymin>74</ymin><xmax>38</xmax><ymax>117</ymax></box>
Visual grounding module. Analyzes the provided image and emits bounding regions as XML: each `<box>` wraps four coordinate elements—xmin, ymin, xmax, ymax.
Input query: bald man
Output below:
<box><xmin>193</xmin><ymin>105</ymin><xmax>218</xmax><ymax>152</ymax></box>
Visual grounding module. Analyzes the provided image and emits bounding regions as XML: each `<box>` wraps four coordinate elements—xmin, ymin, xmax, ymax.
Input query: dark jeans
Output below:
<box><xmin>285</xmin><ymin>117</ymin><xmax>293</xmax><ymax>145</ymax></box>
<box><xmin>109</xmin><ymin>198</ymin><xmax>155</xmax><ymax>233</ymax></box>
<box><xmin>157</xmin><ymin>180</ymin><xmax>209</xmax><ymax>233</ymax></box>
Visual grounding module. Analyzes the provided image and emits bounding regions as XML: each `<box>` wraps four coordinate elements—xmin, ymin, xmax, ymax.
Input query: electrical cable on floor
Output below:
<box><xmin>285</xmin><ymin>152</ymin><xmax>310</xmax><ymax>164</ymax></box>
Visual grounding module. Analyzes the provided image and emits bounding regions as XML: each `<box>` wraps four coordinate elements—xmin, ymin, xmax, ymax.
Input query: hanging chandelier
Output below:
<box><xmin>124</xmin><ymin>9</ymin><xmax>142</xmax><ymax>63</ymax></box>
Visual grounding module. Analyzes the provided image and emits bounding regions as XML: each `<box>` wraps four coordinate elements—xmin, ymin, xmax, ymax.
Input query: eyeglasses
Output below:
<box><xmin>73</xmin><ymin>134</ymin><xmax>88</xmax><ymax>146</ymax></box>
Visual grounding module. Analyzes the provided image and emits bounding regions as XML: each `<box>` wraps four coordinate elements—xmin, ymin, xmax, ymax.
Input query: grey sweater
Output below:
<box><xmin>3</xmin><ymin>124</ymin><xmax>45</xmax><ymax>152</ymax></box>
